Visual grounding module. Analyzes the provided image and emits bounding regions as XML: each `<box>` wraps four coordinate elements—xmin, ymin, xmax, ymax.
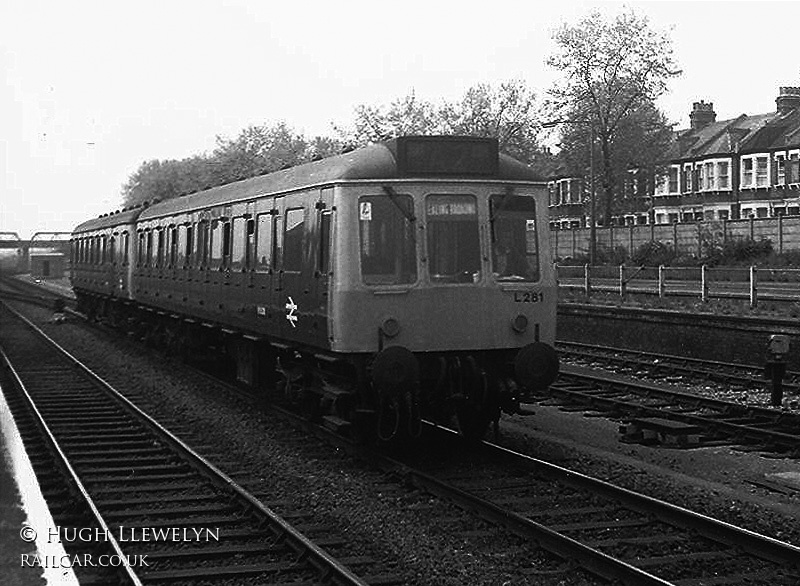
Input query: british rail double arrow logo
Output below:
<box><xmin>285</xmin><ymin>297</ymin><xmax>298</xmax><ymax>328</ymax></box>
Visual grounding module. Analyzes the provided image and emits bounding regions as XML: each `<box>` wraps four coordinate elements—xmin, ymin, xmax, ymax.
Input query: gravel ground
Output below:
<box><xmin>9</xmin><ymin>298</ymin><xmax>800</xmax><ymax>585</ymax></box>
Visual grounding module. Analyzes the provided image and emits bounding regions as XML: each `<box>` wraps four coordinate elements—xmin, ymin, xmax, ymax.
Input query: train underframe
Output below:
<box><xmin>76</xmin><ymin>291</ymin><xmax>558</xmax><ymax>443</ymax></box>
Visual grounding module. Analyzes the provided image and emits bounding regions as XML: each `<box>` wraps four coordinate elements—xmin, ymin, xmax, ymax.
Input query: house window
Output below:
<box><xmin>668</xmin><ymin>166</ymin><xmax>679</xmax><ymax>193</ymax></box>
<box><xmin>704</xmin><ymin>162</ymin><xmax>715</xmax><ymax>190</ymax></box>
<box><xmin>682</xmin><ymin>165</ymin><xmax>693</xmax><ymax>192</ymax></box>
<box><xmin>775</xmin><ymin>153</ymin><xmax>786</xmax><ymax>185</ymax></box>
<box><xmin>717</xmin><ymin>161</ymin><xmax>730</xmax><ymax>190</ymax></box>
<box><xmin>718</xmin><ymin>209</ymin><xmax>729</xmax><ymax>220</ymax></box>
<box><xmin>742</xmin><ymin>158</ymin><xmax>754</xmax><ymax>188</ymax></box>
<box><xmin>788</xmin><ymin>152</ymin><xmax>800</xmax><ymax>184</ymax></box>
<box><xmin>756</xmin><ymin>156</ymin><xmax>769</xmax><ymax>187</ymax></box>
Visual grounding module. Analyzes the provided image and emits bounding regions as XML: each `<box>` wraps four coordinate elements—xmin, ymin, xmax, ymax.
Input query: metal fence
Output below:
<box><xmin>550</xmin><ymin>215</ymin><xmax>800</xmax><ymax>260</ymax></box>
<box><xmin>556</xmin><ymin>264</ymin><xmax>800</xmax><ymax>307</ymax></box>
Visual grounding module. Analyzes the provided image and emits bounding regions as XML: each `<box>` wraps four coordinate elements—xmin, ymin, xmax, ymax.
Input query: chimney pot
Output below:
<box><xmin>776</xmin><ymin>86</ymin><xmax>800</xmax><ymax>114</ymax></box>
<box><xmin>690</xmin><ymin>100</ymin><xmax>716</xmax><ymax>130</ymax></box>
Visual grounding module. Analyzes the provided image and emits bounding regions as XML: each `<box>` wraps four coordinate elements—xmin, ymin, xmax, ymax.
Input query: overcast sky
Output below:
<box><xmin>2</xmin><ymin>0</ymin><xmax>798</xmax><ymax>240</ymax></box>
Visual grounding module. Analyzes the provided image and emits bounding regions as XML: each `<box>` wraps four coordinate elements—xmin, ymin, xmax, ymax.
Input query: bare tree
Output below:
<box><xmin>547</xmin><ymin>7</ymin><xmax>681</xmax><ymax>224</ymax></box>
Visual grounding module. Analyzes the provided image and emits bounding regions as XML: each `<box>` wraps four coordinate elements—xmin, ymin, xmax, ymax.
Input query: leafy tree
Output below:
<box><xmin>439</xmin><ymin>80</ymin><xmax>543</xmax><ymax>164</ymax></box>
<box><xmin>339</xmin><ymin>81</ymin><xmax>547</xmax><ymax>164</ymax></box>
<box><xmin>122</xmin><ymin>157</ymin><xmax>214</xmax><ymax>208</ymax></box>
<box><xmin>122</xmin><ymin>122</ymin><xmax>315</xmax><ymax>207</ymax></box>
<box><xmin>337</xmin><ymin>91</ymin><xmax>439</xmax><ymax>145</ymax></box>
<box><xmin>211</xmin><ymin>121</ymin><xmax>309</xmax><ymax>184</ymax></box>
<box><xmin>547</xmin><ymin>7</ymin><xmax>681</xmax><ymax>224</ymax></box>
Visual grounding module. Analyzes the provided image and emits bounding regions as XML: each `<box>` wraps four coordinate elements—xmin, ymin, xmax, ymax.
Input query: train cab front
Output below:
<box><xmin>333</xmin><ymin>175</ymin><xmax>559</xmax><ymax>441</ymax></box>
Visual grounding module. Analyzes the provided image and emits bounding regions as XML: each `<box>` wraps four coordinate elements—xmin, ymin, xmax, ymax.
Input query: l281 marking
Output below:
<box><xmin>513</xmin><ymin>291</ymin><xmax>542</xmax><ymax>303</ymax></box>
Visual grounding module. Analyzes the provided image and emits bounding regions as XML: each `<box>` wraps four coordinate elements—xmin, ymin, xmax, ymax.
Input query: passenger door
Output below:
<box><xmin>274</xmin><ymin>194</ymin><xmax>308</xmax><ymax>342</ymax></box>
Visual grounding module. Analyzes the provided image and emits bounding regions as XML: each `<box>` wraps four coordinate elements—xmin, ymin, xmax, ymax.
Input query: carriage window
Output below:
<box><xmin>210</xmin><ymin>221</ymin><xmax>223</xmax><ymax>268</ymax></box>
<box><xmin>156</xmin><ymin>229</ymin><xmax>165</xmax><ymax>268</ymax></box>
<box><xmin>169</xmin><ymin>226</ymin><xmax>178</xmax><ymax>267</ymax></box>
<box><xmin>283</xmin><ymin>208</ymin><xmax>304</xmax><ymax>272</ymax></box>
<box><xmin>490</xmin><ymin>194</ymin><xmax>539</xmax><ymax>282</ymax></box>
<box><xmin>359</xmin><ymin>194</ymin><xmax>416</xmax><ymax>285</ymax></box>
<box><xmin>122</xmin><ymin>232</ymin><xmax>129</xmax><ymax>266</ymax></box>
<box><xmin>137</xmin><ymin>232</ymin><xmax>145</xmax><ymax>266</ymax></box>
<box><xmin>426</xmin><ymin>194</ymin><xmax>480</xmax><ymax>283</ymax></box>
<box><xmin>222</xmin><ymin>220</ymin><xmax>233</xmax><ymax>267</ymax></box>
<box><xmin>255</xmin><ymin>213</ymin><xmax>274</xmax><ymax>271</ymax></box>
<box><xmin>245</xmin><ymin>219</ymin><xmax>255</xmax><ymax>270</ymax></box>
<box><xmin>231</xmin><ymin>217</ymin><xmax>246</xmax><ymax>269</ymax></box>
<box><xmin>319</xmin><ymin>211</ymin><xmax>331</xmax><ymax>275</ymax></box>
<box><xmin>197</xmin><ymin>221</ymin><xmax>209</xmax><ymax>267</ymax></box>
<box><xmin>146</xmin><ymin>231</ymin><xmax>154</xmax><ymax>267</ymax></box>
<box><xmin>183</xmin><ymin>225</ymin><xmax>193</xmax><ymax>267</ymax></box>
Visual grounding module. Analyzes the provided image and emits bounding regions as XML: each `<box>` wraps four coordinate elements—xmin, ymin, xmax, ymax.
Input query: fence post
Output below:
<box><xmin>619</xmin><ymin>264</ymin><xmax>626</xmax><ymax>299</ymax></box>
<box><xmin>723</xmin><ymin>219</ymin><xmax>728</xmax><ymax>246</ymax></box>
<box><xmin>779</xmin><ymin>214</ymin><xmax>784</xmax><ymax>254</ymax></box>
<box><xmin>584</xmin><ymin>263</ymin><xmax>591</xmax><ymax>297</ymax></box>
<box><xmin>697</xmin><ymin>222</ymin><xmax>702</xmax><ymax>257</ymax></box>
<box><xmin>572</xmin><ymin>229</ymin><xmax>577</xmax><ymax>258</ymax></box>
<box><xmin>658</xmin><ymin>265</ymin><xmax>666</xmax><ymax>298</ymax></box>
<box><xmin>630</xmin><ymin>225</ymin><xmax>634</xmax><ymax>256</ymax></box>
<box><xmin>673</xmin><ymin>222</ymin><xmax>678</xmax><ymax>254</ymax></box>
<box><xmin>701</xmin><ymin>264</ymin><xmax>708</xmax><ymax>302</ymax></box>
<box><xmin>750</xmin><ymin>216</ymin><xmax>755</xmax><ymax>240</ymax></box>
<box><xmin>750</xmin><ymin>265</ymin><xmax>757</xmax><ymax>308</ymax></box>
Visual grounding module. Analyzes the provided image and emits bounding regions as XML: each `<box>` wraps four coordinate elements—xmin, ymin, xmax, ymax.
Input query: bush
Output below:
<box><xmin>631</xmin><ymin>241</ymin><xmax>675</xmax><ymax>266</ymax></box>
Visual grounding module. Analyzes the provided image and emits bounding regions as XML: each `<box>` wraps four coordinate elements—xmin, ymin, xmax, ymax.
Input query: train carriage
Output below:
<box><xmin>72</xmin><ymin>136</ymin><xmax>559</xmax><ymax>441</ymax></box>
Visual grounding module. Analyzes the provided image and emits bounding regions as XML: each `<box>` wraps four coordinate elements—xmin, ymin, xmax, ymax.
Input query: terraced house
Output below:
<box><xmin>549</xmin><ymin>86</ymin><xmax>800</xmax><ymax>229</ymax></box>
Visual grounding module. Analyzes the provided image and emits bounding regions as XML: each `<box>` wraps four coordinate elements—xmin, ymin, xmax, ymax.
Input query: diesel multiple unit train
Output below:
<box><xmin>71</xmin><ymin>136</ymin><xmax>559</xmax><ymax>441</ymax></box>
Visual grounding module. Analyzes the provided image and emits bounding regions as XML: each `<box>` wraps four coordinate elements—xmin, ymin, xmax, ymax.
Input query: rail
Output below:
<box><xmin>556</xmin><ymin>263</ymin><xmax>800</xmax><ymax>307</ymax></box>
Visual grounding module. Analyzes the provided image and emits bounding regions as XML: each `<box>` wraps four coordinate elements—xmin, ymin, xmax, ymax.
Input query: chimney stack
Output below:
<box><xmin>690</xmin><ymin>101</ymin><xmax>716</xmax><ymax>130</ymax></box>
<box><xmin>776</xmin><ymin>87</ymin><xmax>800</xmax><ymax>115</ymax></box>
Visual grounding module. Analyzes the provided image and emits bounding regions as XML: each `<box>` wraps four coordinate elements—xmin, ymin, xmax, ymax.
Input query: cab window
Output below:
<box><xmin>490</xmin><ymin>194</ymin><xmax>539</xmax><ymax>282</ymax></box>
<box><xmin>426</xmin><ymin>194</ymin><xmax>480</xmax><ymax>283</ymax></box>
<box><xmin>359</xmin><ymin>194</ymin><xmax>416</xmax><ymax>285</ymax></box>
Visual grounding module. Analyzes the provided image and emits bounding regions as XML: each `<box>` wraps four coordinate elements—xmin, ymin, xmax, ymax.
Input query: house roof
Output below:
<box><xmin>670</xmin><ymin>108</ymin><xmax>800</xmax><ymax>161</ymax></box>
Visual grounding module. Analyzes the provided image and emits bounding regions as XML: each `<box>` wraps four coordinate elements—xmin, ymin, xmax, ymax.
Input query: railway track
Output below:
<box><xmin>385</xmin><ymin>427</ymin><xmax>800</xmax><ymax>585</ymax></box>
<box><xmin>530</xmin><ymin>342</ymin><xmax>800</xmax><ymax>458</ymax></box>
<box><xmin>557</xmin><ymin>340</ymin><xmax>800</xmax><ymax>395</ymax></box>
<box><xmin>0</xmin><ymin>301</ymin><xmax>382</xmax><ymax>585</ymax></box>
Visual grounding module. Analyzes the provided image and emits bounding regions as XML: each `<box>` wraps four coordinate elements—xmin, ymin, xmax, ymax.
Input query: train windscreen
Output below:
<box><xmin>426</xmin><ymin>194</ymin><xmax>481</xmax><ymax>284</ymax></box>
<box><xmin>359</xmin><ymin>194</ymin><xmax>417</xmax><ymax>285</ymax></box>
<box><xmin>490</xmin><ymin>194</ymin><xmax>539</xmax><ymax>282</ymax></box>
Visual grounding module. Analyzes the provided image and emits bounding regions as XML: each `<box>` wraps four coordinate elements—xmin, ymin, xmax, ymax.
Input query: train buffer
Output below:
<box><xmin>620</xmin><ymin>417</ymin><xmax>702</xmax><ymax>447</ymax></box>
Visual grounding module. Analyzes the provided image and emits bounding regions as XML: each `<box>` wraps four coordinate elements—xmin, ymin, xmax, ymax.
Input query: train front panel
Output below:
<box><xmin>330</xmin><ymin>180</ymin><xmax>556</xmax><ymax>355</ymax></box>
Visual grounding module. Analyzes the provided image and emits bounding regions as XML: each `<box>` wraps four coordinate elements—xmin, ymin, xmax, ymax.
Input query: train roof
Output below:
<box><xmin>139</xmin><ymin>136</ymin><xmax>544</xmax><ymax>221</ymax></box>
<box><xmin>72</xmin><ymin>207</ymin><xmax>147</xmax><ymax>235</ymax></box>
